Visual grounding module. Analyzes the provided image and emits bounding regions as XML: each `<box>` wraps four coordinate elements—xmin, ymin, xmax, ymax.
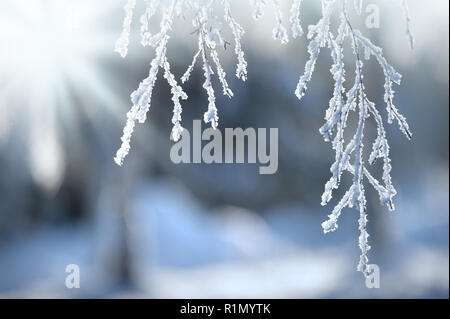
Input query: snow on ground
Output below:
<box><xmin>0</xmin><ymin>173</ymin><xmax>447</xmax><ymax>298</ymax></box>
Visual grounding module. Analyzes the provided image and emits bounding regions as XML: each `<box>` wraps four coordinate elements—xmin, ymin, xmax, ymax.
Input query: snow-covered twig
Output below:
<box><xmin>401</xmin><ymin>0</ymin><xmax>415</xmax><ymax>50</ymax></box>
<box><xmin>114</xmin><ymin>0</ymin><xmax>137</xmax><ymax>58</ymax></box>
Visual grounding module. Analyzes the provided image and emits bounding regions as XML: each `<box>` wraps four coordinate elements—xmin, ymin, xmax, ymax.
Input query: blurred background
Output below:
<box><xmin>0</xmin><ymin>0</ymin><xmax>447</xmax><ymax>298</ymax></box>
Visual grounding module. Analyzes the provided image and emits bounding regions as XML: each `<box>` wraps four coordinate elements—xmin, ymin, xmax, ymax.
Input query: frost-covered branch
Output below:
<box><xmin>115</xmin><ymin>1</ymin><xmax>179</xmax><ymax>165</ymax></box>
<box><xmin>114</xmin><ymin>0</ymin><xmax>250</xmax><ymax>165</ymax></box>
<box><xmin>301</xmin><ymin>0</ymin><xmax>412</xmax><ymax>276</ymax></box>
<box><xmin>114</xmin><ymin>0</ymin><xmax>414</xmax><ymax>278</ymax></box>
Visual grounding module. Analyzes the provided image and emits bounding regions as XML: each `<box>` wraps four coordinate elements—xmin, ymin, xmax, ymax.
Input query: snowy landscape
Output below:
<box><xmin>0</xmin><ymin>0</ymin><xmax>448</xmax><ymax>298</ymax></box>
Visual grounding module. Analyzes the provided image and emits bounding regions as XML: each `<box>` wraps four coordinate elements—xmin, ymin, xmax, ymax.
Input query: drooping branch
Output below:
<box><xmin>113</xmin><ymin>0</ymin><xmax>414</xmax><ymax>278</ymax></box>
<box><xmin>313</xmin><ymin>0</ymin><xmax>411</xmax><ymax>276</ymax></box>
